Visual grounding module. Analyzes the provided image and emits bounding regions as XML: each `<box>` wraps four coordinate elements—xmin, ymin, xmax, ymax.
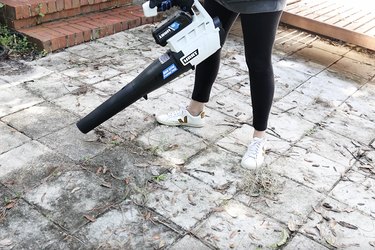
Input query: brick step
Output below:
<box><xmin>18</xmin><ymin>5</ymin><xmax>162</xmax><ymax>52</ymax></box>
<box><xmin>0</xmin><ymin>0</ymin><xmax>131</xmax><ymax>29</ymax></box>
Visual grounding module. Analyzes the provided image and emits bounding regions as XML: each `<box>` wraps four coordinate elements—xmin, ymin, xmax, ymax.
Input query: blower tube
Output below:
<box><xmin>76</xmin><ymin>50</ymin><xmax>191</xmax><ymax>134</ymax></box>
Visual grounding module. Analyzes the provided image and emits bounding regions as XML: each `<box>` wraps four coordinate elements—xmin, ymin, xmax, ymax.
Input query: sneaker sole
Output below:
<box><xmin>156</xmin><ymin>120</ymin><xmax>205</xmax><ymax>128</ymax></box>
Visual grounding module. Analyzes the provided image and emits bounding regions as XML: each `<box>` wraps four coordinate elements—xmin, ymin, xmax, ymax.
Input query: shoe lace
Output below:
<box><xmin>167</xmin><ymin>104</ymin><xmax>186</xmax><ymax>117</ymax></box>
<box><xmin>244</xmin><ymin>139</ymin><xmax>264</xmax><ymax>159</ymax></box>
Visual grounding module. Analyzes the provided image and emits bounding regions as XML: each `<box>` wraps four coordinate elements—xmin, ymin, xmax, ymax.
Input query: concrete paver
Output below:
<box><xmin>1</xmin><ymin>19</ymin><xmax>375</xmax><ymax>249</ymax></box>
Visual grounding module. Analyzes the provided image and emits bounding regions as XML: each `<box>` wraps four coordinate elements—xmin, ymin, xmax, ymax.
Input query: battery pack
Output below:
<box><xmin>152</xmin><ymin>12</ymin><xmax>192</xmax><ymax>46</ymax></box>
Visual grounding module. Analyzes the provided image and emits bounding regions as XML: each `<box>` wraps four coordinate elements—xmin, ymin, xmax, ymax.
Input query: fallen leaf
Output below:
<box><xmin>134</xmin><ymin>163</ymin><xmax>149</xmax><ymax>168</ymax></box>
<box><xmin>343</xmin><ymin>207</ymin><xmax>354</xmax><ymax>213</ymax></box>
<box><xmin>96</xmin><ymin>167</ymin><xmax>103</xmax><ymax>174</ymax></box>
<box><xmin>84</xmin><ymin>215</ymin><xmax>96</xmax><ymax>222</ymax></box>
<box><xmin>71</xmin><ymin>187</ymin><xmax>81</xmax><ymax>193</ymax></box>
<box><xmin>229</xmin><ymin>230</ymin><xmax>238</xmax><ymax>239</ymax></box>
<box><xmin>271</xmin><ymin>229</ymin><xmax>289</xmax><ymax>248</ymax></box>
<box><xmin>369</xmin><ymin>241</ymin><xmax>375</xmax><ymax>247</ymax></box>
<box><xmin>5</xmin><ymin>202</ymin><xmax>15</xmax><ymax>210</ymax></box>
<box><xmin>287</xmin><ymin>221</ymin><xmax>298</xmax><ymax>232</ymax></box>
<box><xmin>100</xmin><ymin>182</ymin><xmax>112</xmax><ymax>188</ymax></box>
<box><xmin>211</xmin><ymin>225</ymin><xmax>223</xmax><ymax>232</ymax></box>
<box><xmin>188</xmin><ymin>194</ymin><xmax>196</xmax><ymax>206</ymax></box>
<box><xmin>211</xmin><ymin>207</ymin><xmax>225</xmax><ymax>213</ymax></box>
<box><xmin>338</xmin><ymin>221</ymin><xmax>358</xmax><ymax>230</ymax></box>
<box><xmin>322</xmin><ymin>203</ymin><xmax>333</xmax><ymax>210</ymax></box>
<box><xmin>0</xmin><ymin>239</ymin><xmax>12</xmax><ymax>247</ymax></box>
<box><xmin>359</xmin><ymin>165</ymin><xmax>373</xmax><ymax>170</ymax></box>
<box><xmin>102</xmin><ymin>165</ymin><xmax>108</xmax><ymax>174</ymax></box>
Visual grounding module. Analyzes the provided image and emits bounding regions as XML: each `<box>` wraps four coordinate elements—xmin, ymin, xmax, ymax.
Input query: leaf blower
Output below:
<box><xmin>76</xmin><ymin>0</ymin><xmax>224</xmax><ymax>133</ymax></box>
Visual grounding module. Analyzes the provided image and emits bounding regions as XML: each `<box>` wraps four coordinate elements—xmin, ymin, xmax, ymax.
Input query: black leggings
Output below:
<box><xmin>192</xmin><ymin>0</ymin><xmax>282</xmax><ymax>131</ymax></box>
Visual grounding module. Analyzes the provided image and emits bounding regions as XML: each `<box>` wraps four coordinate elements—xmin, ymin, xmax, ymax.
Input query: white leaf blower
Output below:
<box><xmin>76</xmin><ymin>0</ymin><xmax>223</xmax><ymax>133</ymax></box>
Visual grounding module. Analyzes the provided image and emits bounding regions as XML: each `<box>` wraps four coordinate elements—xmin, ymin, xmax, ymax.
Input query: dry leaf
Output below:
<box><xmin>134</xmin><ymin>163</ymin><xmax>149</xmax><ymax>168</ymax></box>
<box><xmin>0</xmin><ymin>239</ymin><xmax>12</xmax><ymax>247</ymax></box>
<box><xmin>338</xmin><ymin>221</ymin><xmax>358</xmax><ymax>230</ymax></box>
<box><xmin>359</xmin><ymin>165</ymin><xmax>373</xmax><ymax>170</ymax></box>
<box><xmin>322</xmin><ymin>203</ymin><xmax>333</xmax><ymax>210</ymax></box>
<box><xmin>100</xmin><ymin>182</ymin><xmax>112</xmax><ymax>188</ymax></box>
<box><xmin>96</xmin><ymin>167</ymin><xmax>103</xmax><ymax>175</ymax></box>
<box><xmin>188</xmin><ymin>194</ymin><xmax>196</xmax><ymax>206</ymax></box>
<box><xmin>211</xmin><ymin>207</ymin><xmax>225</xmax><ymax>213</ymax></box>
<box><xmin>84</xmin><ymin>215</ymin><xmax>96</xmax><ymax>222</ymax></box>
<box><xmin>71</xmin><ymin>187</ymin><xmax>80</xmax><ymax>193</ymax></box>
<box><xmin>229</xmin><ymin>230</ymin><xmax>238</xmax><ymax>239</ymax></box>
<box><xmin>102</xmin><ymin>165</ymin><xmax>108</xmax><ymax>174</ymax></box>
<box><xmin>271</xmin><ymin>229</ymin><xmax>289</xmax><ymax>248</ymax></box>
<box><xmin>287</xmin><ymin>221</ymin><xmax>298</xmax><ymax>232</ymax></box>
<box><xmin>5</xmin><ymin>202</ymin><xmax>15</xmax><ymax>210</ymax></box>
<box><xmin>343</xmin><ymin>207</ymin><xmax>354</xmax><ymax>213</ymax></box>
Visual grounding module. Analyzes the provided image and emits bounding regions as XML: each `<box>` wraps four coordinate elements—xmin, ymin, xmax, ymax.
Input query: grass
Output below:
<box><xmin>238</xmin><ymin>165</ymin><xmax>284</xmax><ymax>198</ymax></box>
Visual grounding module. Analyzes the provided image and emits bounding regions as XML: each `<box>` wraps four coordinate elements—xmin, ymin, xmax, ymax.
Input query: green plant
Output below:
<box><xmin>152</xmin><ymin>174</ymin><xmax>167</xmax><ymax>182</ymax></box>
<box><xmin>0</xmin><ymin>25</ymin><xmax>34</xmax><ymax>56</ymax></box>
<box><xmin>35</xmin><ymin>3</ymin><xmax>45</xmax><ymax>17</ymax></box>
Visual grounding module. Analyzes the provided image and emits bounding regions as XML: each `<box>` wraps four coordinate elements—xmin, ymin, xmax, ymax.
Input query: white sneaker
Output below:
<box><xmin>241</xmin><ymin>137</ymin><xmax>266</xmax><ymax>170</ymax></box>
<box><xmin>156</xmin><ymin>104</ymin><xmax>205</xmax><ymax>127</ymax></box>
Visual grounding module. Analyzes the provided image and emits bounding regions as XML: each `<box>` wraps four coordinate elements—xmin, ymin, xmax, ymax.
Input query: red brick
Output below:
<box><xmin>12</xmin><ymin>18</ymin><xmax>37</xmax><ymax>29</ymax></box>
<box><xmin>72</xmin><ymin>0</ymin><xmax>80</xmax><ymax>8</ymax></box>
<box><xmin>50</xmin><ymin>36</ymin><xmax>67</xmax><ymax>51</ymax></box>
<box><xmin>47</xmin><ymin>1</ymin><xmax>57</xmax><ymax>13</ymax></box>
<box><xmin>79</xmin><ymin>21</ymin><xmax>99</xmax><ymax>29</ymax></box>
<box><xmin>56</xmin><ymin>0</ymin><xmax>64</xmax><ymax>11</ymax></box>
<box><xmin>80</xmin><ymin>0</ymin><xmax>89</xmax><ymax>6</ymax></box>
<box><xmin>80</xmin><ymin>4</ymin><xmax>100</xmax><ymax>13</ymax></box>
<box><xmin>64</xmin><ymin>0</ymin><xmax>72</xmax><ymax>9</ymax></box>
<box><xmin>59</xmin><ymin>8</ymin><xmax>80</xmax><ymax>18</ymax></box>
<box><xmin>15</xmin><ymin>5</ymin><xmax>30</xmax><ymax>19</ymax></box>
<box><xmin>99</xmin><ymin>24</ymin><xmax>114</xmax><ymax>37</ymax></box>
<box><xmin>113</xmin><ymin>22</ymin><xmax>123</xmax><ymax>33</ymax></box>
<box><xmin>75</xmin><ymin>32</ymin><xmax>85</xmax><ymax>44</ymax></box>
<box><xmin>118</xmin><ymin>0</ymin><xmax>132</xmax><ymax>6</ymax></box>
<box><xmin>70</xmin><ymin>23</ymin><xmax>92</xmax><ymax>41</ymax></box>
<box><xmin>68</xmin><ymin>16</ymin><xmax>89</xmax><ymax>24</ymax></box>
<box><xmin>42</xmin><ymin>21</ymin><xmax>67</xmax><ymax>28</ymax></box>
<box><xmin>99</xmin><ymin>1</ymin><xmax>114</xmax><ymax>10</ymax></box>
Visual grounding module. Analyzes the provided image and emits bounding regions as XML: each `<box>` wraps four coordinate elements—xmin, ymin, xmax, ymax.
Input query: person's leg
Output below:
<box><xmin>240</xmin><ymin>11</ymin><xmax>282</xmax><ymax>138</ymax></box>
<box><xmin>188</xmin><ymin>0</ymin><xmax>239</xmax><ymax>115</ymax></box>
<box><xmin>240</xmin><ymin>11</ymin><xmax>282</xmax><ymax>169</ymax></box>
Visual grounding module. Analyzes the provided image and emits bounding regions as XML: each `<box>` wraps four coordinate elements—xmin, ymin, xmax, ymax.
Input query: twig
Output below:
<box><xmin>343</xmin><ymin>146</ymin><xmax>366</xmax><ymax>165</ymax></box>
<box><xmin>281</xmin><ymin>106</ymin><xmax>297</xmax><ymax>113</ymax></box>
<box><xmin>192</xmin><ymin>169</ymin><xmax>215</xmax><ymax>176</ymax></box>
<box><xmin>151</xmin><ymin>217</ymin><xmax>183</xmax><ymax>235</ymax></box>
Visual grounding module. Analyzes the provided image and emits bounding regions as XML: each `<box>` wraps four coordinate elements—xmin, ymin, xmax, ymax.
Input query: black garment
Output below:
<box><xmin>191</xmin><ymin>0</ymin><xmax>282</xmax><ymax>131</ymax></box>
<box><xmin>215</xmin><ymin>0</ymin><xmax>286</xmax><ymax>14</ymax></box>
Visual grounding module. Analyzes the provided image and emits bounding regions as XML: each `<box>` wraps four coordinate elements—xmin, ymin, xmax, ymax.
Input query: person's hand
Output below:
<box><xmin>174</xmin><ymin>0</ymin><xmax>194</xmax><ymax>12</ymax></box>
<box><xmin>157</xmin><ymin>0</ymin><xmax>174</xmax><ymax>11</ymax></box>
<box><xmin>149</xmin><ymin>0</ymin><xmax>194</xmax><ymax>12</ymax></box>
